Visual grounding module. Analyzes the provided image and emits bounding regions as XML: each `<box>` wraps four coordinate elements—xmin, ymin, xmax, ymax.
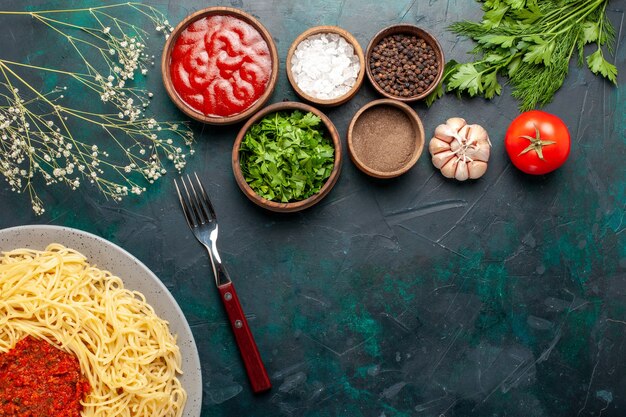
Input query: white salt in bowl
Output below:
<box><xmin>286</xmin><ymin>26</ymin><xmax>365</xmax><ymax>107</ymax></box>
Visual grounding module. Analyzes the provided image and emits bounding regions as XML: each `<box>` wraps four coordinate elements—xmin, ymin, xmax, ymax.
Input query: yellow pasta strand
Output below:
<box><xmin>0</xmin><ymin>244</ymin><xmax>187</xmax><ymax>417</ymax></box>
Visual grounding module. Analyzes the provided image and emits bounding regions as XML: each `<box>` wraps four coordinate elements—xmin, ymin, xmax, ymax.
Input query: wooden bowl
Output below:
<box><xmin>232</xmin><ymin>102</ymin><xmax>342</xmax><ymax>212</ymax></box>
<box><xmin>365</xmin><ymin>24</ymin><xmax>444</xmax><ymax>102</ymax></box>
<box><xmin>161</xmin><ymin>7</ymin><xmax>279</xmax><ymax>125</ymax></box>
<box><xmin>286</xmin><ymin>26</ymin><xmax>365</xmax><ymax>107</ymax></box>
<box><xmin>347</xmin><ymin>99</ymin><xmax>424</xmax><ymax>178</ymax></box>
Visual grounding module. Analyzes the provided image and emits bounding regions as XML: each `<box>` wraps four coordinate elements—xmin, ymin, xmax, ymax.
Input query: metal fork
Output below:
<box><xmin>175</xmin><ymin>173</ymin><xmax>271</xmax><ymax>394</ymax></box>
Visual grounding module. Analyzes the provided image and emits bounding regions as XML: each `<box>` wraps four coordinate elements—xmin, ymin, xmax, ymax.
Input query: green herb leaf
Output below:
<box><xmin>482</xmin><ymin>70</ymin><xmax>502</xmax><ymax>99</ymax></box>
<box><xmin>483</xmin><ymin>4</ymin><xmax>510</xmax><ymax>28</ymax></box>
<box><xmin>507</xmin><ymin>56</ymin><xmax>522</xmax><ymax>77</ymax></box>
<box><xmin>477</xmin><ymin>34</ymin><xmax>516</xmax><ymax>48</ymax></box>
<box><xmin>447</xmin><ymin>63</ymin><xmax>483</xmax><ymax>96</ymax></box>
<box><xmin>505</xmin><ymin>0</ymin><xmax>528</xmax><ymax>10</ymax></box>
<box><xmin>239</xmin><ymin>111</ymin><xmax>335</xmax><ymax>203</ymax></box>
<box><xmin>511</xmin><ymin>2</ymin><xmax>541</xmax><ymax>24</ymax></box>
<box><xmin>424</xmin><ymin>60</ymin><xmax>459</xmax><ymax>107</ymax></box>
<box><xmin>484</xmin><ymin>53</ymin><xmax>506</xmax><ymax>63</ymax></box>
<box><xmin>581</xmin><ymin>21</ymin><xmax>600</xmax><ymax>44</ymax></box>
<box><xmin>522</xmin><ymin>39</ymin><xmax>555</xmax><ymax>66</ymax></box>
<box><xmin>586</xmin><ymin>49</ymin><xmax>618</xmax><ymax>84</ymax></box>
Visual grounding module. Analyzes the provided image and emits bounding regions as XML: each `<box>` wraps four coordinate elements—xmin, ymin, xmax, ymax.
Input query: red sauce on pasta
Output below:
<box><xmin>170</xmin><ymin>15</ymin><xmax>272</xmax><ymax>117</ymax></box>
<box><xmin>0</xmin><ymin>336</ymin><xmax>90</xmax><ymax>417</ymax></box>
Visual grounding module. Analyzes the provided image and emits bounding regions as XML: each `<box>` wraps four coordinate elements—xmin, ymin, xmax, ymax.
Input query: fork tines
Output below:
<box><xmin>174</xmin><ymin>173</ymin><xmax>216</xmax><ymax>228</ymax></box>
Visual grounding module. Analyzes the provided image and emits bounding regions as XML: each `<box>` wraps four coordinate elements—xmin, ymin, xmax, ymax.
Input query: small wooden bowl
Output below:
<box><xmin>365</xmin><ymin>24</ymin><xmax>444</xmax><ymax>102</ymax></box>
<box><xmin>161</xmin><ymin>7</ymin><xmax>279</xmax><ymax>125</ymax></box>
<box><xmin>347</xmin><ymin>99</ymin><xmax>424</xmax><ymax>178</ymax></box>
<box><xmin>232</xmin><ymin>102</ymin><xmax>342</xmax><ymax>212</ymax></box>
<box><xmin>286</xmin><ymin>26</ymin><xmax>365</xmax><ymax>107</ymax></box>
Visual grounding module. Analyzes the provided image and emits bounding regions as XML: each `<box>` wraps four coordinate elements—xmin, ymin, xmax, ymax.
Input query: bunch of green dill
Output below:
<box><xmin>427</xmin><ymin>0</ymin><xmax>617</xmax><ymax>110</ymax></box>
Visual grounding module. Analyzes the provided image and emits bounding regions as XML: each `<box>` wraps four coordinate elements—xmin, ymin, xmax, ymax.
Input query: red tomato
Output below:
<box><xmin>504</xmin><ymin>110</ymin><xmax>571</xmax><ymax>175</ymax></box>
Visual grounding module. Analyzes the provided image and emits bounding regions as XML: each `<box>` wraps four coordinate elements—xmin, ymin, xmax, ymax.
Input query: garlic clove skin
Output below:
<box><xmin>440</xmin><ymin>157</ymin><xmax>458</xmax><ymax>178</ymax></box>
<box><xmin>468</xmin><ymin>161</ymin><xmax>488</xmax><ymax>179</ymax></box>
<box><xmin>429</xmin><ymin>138</ymin><xmax>451</xmax><ymax>155</ymax></box>
<box><xmin>467</xmin><ymin>124</ymin><xmax>489</xmax><ymax>145</ymax></box>
<box><xmin>446</xmin><ymin>117</ymin><xmax>466</xmax><ymax>133</ymax></box>
<box><xmin>465</xmin><ymin>143</ymin><xmax>490</xmax><ymax>162</ymax></box>
<box><xmin>432</xmin><ymin>150</ymin><xmax>456</xmax><ymax>169</ymax></box>
<box><xmin>434</xmin><ymin>124</ymin><xmax>457</xmax><ymax>143</ymax></box>
<box><xmin>457</xmin><ymin>125</ymin><xmax>470</xmax><ymax>143</ymax></box>
<box><xmin>450</xmin><ymin>139</ymin><xmax>461</xmax><ymax>152</ymax></box>
<box><xmin>455</xmin><ymin>159</ymin><xmax>469</xmax><ymax>181</ymax></box>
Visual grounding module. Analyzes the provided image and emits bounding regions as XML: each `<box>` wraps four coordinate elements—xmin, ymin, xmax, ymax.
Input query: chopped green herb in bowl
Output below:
<box><xmin>233</xmin><ymin>102</ymin><xmax>342</xmax><ymax>212</ymax></box>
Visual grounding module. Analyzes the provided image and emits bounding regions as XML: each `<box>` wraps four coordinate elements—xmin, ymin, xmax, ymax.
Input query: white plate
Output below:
<box><xmin>0</xmin><ymin>225</ymin><xmax>202</xmax><ymax>417</ymax></box>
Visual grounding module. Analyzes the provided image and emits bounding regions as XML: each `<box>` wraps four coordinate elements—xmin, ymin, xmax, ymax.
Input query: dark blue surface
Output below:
<box><xmin>0</xmin><ymin>1</ymin><xmax>625</xmax><ymax>416</ymax></box>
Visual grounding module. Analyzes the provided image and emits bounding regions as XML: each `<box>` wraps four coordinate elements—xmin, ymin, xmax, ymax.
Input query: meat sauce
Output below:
<box><xmin>0</xmin><ymin>336</ymin><xmax>90</xmax><ymax>417</ymax></box>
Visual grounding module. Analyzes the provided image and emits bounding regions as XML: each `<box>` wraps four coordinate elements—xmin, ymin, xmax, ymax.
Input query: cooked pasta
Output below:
<box><xmin>0</xmin><ymin>244</ymin><xmax>187</xmax><ymax>417</ymax></box>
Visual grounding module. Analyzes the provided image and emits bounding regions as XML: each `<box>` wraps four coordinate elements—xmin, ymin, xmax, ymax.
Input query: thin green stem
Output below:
<box><xmin>93</xmin><ymin>9</ymin><xmax>149</xmax><ymax>37</ymax></box>
<box><xmin>0</xmin><ymin>3</ymin><xmax>137</xmax><ymax>15</ymax></box>
<box><xmin>548</xmin><ymin>0</ymin><xmax>604</xmax><ymax>34</ymax></box>
<box><xmin>33</xmin><ymin>13</ymin><xmax>101</xmax><ymax>33</ymax></box>
<box><xmin>34</xmin><ymin>15</ymin><xmax>109</xmax><ymax>53</ymax></box>
<box><xmin>0</xmin><ymin>59</ymin><xmax>92</xmax><ymax>78</ymax></box>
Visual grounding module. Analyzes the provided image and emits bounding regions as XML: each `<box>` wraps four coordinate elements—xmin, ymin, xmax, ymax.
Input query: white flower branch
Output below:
<box><xmin>0</xmin><ymin>2</ymin><xmax>192</xmax><ymax>215</ymax></box>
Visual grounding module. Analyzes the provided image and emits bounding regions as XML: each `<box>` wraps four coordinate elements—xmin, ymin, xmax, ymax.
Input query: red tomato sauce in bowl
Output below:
<box><xmin>169</xmin><ymin>15</ymin><xmax>272</xmax><ymax>117</ymax></box>
<box><xmin>0</xmin><ymin>336</ymin><xmax>90</xmax><ymax>417</ymax></box>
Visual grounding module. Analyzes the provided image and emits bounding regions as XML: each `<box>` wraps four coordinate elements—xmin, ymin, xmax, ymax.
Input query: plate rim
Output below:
<box><xmin>0</xmin><ymin>224</ymin><xmax>202</xmax><ymax>417</ymax></box>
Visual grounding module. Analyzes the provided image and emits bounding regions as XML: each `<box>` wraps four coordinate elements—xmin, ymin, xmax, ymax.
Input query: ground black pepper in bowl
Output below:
<box><xmin>366</xmin><ymin>25</ymin><xmax>444</xmax><ymax>101</ymax></box>
<box><xmin>347</xmin><ymin>99</ymin><xmax>425</xmax><ymax>178</ymax></box>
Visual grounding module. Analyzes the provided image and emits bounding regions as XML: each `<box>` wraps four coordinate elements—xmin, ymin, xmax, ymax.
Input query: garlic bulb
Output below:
<box><xmin>429</xmin><ymin>118</ymin><xmax>491</xmax><ymax>181</ymax></box>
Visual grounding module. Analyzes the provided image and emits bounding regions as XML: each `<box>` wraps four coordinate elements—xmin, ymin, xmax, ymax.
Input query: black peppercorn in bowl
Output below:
<box><xmin>365</xmin><ymin>24</ymin><xmax>444</xmax><ymax>102</ymax></box>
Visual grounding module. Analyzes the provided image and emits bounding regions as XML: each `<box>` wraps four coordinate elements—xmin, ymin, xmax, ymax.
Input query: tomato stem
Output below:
<box><xmin>518</xmin><ymin>124</ymin><xmax>556</xmax><ymax>161</ymax></box>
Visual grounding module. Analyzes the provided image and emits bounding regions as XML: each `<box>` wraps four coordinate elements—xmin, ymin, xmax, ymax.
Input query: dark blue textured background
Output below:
<box><xmin>0</xmin><ymin>1</ymin><xmax>625</xmax><ymax>416</ymax></box>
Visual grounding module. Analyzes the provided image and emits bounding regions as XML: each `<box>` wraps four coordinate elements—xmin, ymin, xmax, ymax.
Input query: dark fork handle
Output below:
<box><xmin>218</xmin><ymin>282</ymin><xmax>272</xmax><ymax>393</ymax></box>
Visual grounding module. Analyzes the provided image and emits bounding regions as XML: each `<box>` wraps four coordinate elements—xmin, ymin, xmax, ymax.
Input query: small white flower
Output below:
<box><xmin>103</xmin><ymin>27</ymin><xmax>111</xmax><ymax>34</ymax></box>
